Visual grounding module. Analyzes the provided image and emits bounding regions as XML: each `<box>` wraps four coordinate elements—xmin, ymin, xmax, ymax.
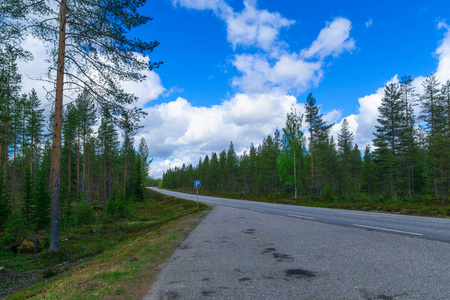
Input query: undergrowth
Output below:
<box><xmin>0</xmin><ymin>189</ymin><xmax>208</xmax><ymax>299</ymax></box>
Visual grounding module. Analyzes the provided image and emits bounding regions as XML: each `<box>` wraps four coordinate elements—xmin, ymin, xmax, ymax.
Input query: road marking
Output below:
<box><xmin>339</xmin><ymin>211</ymin><xmax>379</xmax><ymax>217</ymax></box>
<box><xmin>250</xmin><ymin>208</ymin><xmax>265</xmax><ymax>212</ymax></box>
<box><xmin>287</xmin><ymin>214</ymin><xmax>317</xmax><ymax>220</ymax></box>
<box><xmin>354</xmin><ymin>224</ymin><xmax>423</xmax><ymax>236</ymax></box>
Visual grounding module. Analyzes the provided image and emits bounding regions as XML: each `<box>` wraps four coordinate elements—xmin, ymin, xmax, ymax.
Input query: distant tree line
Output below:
<box><xmin>162</xmin><ymin>74</ymin><xmax>450</xmax><ymax>204</ymax></box>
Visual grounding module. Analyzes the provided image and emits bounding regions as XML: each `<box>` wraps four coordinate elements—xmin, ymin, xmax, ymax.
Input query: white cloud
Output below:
<box><xmin>172</xmin><ymin>0</ymin><xmax>225</xmax><ymax>11</ymax></box>
<box><xmin>232</xmin><ymin>53</ymin><xmax>324</xmax><ymax>93</ymax></box>
<box><xmin>323</xmin><ymin>109</ymin><xmax>342</xmax><ymax>125</ymax></box>
<box><xmin>17</xmin><ymin>36</ymin><xmax>54</xmax><ymax>109</ymax></box>
<box><xmin>435</xmin><ymin>20</ymin><xmax>450</xmax><ymax>83</ymax></box>
<box><xmin>138</xmin><ymin>92</ymin><xmax>298</xmax><ymax>178</ymax></box>
<box><xmin>301</xmin><ymin>17</ymin><xmax>355</xmax><ymax>60</ymax></box>
<box><xmin>18</xmin><ymin>36</ymin><xmax>165</xmax><ymax>113</ymax></box>
<box><xmin>365</xmin><ymin>19</ymin><xmax>373</xmax><ymax>28</ymax></box>
<box><xmin>224</xmin><ymin>0</ymin><xmax>294</xmax><ymax>51</ymax></box>
<box><xmin>174</xmin><ymin>0</ymin><xmax>294</xmax><ymax>52</ymax></box>
<box><xmin>121</xmin><ymin>70</ymin><xmax>165</xmax><ymax>108</ymax></box>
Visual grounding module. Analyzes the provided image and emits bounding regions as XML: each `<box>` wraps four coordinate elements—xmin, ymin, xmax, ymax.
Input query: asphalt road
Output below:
<box><xmin>149</xmin><ymin>188</ymin><xmax>450</xmax><ymax>243</ymax></box>
<box><xmin>145</xmin><ymin>205</ymin><xmax>450</xmax><ymax>299</ymax></box>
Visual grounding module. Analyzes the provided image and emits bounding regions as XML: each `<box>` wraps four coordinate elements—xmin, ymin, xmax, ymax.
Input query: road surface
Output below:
<box><xmin>145</xmin><ymin>203</ymin><xmax>450</xmax><ymax>299</ymax></box>
<box><xmin>149</xmin><ymin>188</ymin><xmax>450</xmax><ymax>243</ymax></box>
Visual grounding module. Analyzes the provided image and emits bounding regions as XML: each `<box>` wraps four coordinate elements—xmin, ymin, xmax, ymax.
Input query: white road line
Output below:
<box><xmin>287</xmin><ymin>214</ymin><xmax>317</xmax><ymax>220</ymax></box>
<box><xmin>250</xmin><ymin>208</ymin><xmax>265</xmax><ymax>212</ymax></box>
<box><xmin>354</xmin><ymin>224</ymin><xmax>423</xmax><ymax>236</ymax></box>
<box><xmin>339</xmin><ymin>211</ymin><xmax>379</xmax><ymax>217</ymax></box>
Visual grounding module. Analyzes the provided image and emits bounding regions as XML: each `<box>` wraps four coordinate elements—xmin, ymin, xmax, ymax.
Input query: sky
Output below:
<box><xmin>18</xmin><ymin>0</ymin><xmax>450</xmax><ymax>178</ymax></box>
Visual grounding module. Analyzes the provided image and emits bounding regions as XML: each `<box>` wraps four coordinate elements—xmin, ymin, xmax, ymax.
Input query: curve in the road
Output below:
<box><xmin>149</xmin><ymin>187</ymin><xmax>450</xmax><ymax>243</ymax></box>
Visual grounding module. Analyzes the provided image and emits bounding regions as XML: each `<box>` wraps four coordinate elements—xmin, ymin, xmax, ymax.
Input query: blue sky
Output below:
<box><xmin>18</xmin><ymin>0</ymin><xmax>450</xmax><ymax>178</ymax></box>
<box><xmin>140</xmin><ymin>0</ymin><xmax>447</xmax><ymax>112</ymax></box>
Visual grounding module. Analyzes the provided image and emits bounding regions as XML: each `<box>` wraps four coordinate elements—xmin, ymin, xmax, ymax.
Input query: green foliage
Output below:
<box><xmin>77</xmin><ymin>201</ymin><xmax>96</xmax><ymax>226</ymax></box>
<box><xmin>5</xmin><ymin>207</ymin><xmax>27</xmax><ymax>238</ymax></box>
<box><xmin>31</xmin><ymin>168</ymin><xmax>50</xmax><ymax>230</ymax></box>
<box><xmin>0</xmin><ymin>180</ymin><xmax>11</xmax><ymax>231</ymax></box>
<box><xmin>105</xmin><ymin>192</ymin><xmax>129</xmax><ymax>220</ymax></box>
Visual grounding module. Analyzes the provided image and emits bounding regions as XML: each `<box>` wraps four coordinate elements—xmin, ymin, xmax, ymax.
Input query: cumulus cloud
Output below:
<box><xmin>301</xmin><ymin>17</ymin><xmax>355</xmax><ymax>60</ymax></box>
<box><xmin>121</xmin><ymin>70</ymin><xmax>165</xmax><ymax>108</ymax></box>
<box><xmin>365</xmin><ymin>19</ymin><xmax>373</xmax><ymax>28</ymax></box>
<box><xmin>224</xmin><ymin>0</ymin><xmax>294</xmax><ymax>51</ymax></box>
<box><xmin>232</xmin><ymin>53</ymin><xmax>323</xmax><ymax>93</ymax></box>
<box><xmin>173</xmin><ymin>1</ymin><xmax>354</xmax><ymax>96</ymax></box>
<box><xmin>174</xmin><ymin>0</ymin><xmax>294</xmax><ymax>51</ymax></box>
<box><xmin>435</xmin><ymin>20</ymin><xmax>450</xmax><ymax>82</ymax></box>
<box><xmin>137</xmin><ymin>92</ymin><xmax>298</xmax><ymax>177</ymax></box>
<box><xmin>228</xmin><ymin>16</ymin><xmax>354</xmax><ymax>94</ymax></box>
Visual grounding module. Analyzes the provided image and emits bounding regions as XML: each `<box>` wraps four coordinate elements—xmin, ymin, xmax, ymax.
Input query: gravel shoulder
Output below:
<box><xmin>145</xmin><ymin>206</ymin><xmax>450</xmax><ymax>299</ymax></box>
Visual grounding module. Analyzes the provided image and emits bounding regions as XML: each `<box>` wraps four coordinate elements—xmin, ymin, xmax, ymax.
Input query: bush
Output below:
<box><xmin>77</xmin><ymin>202</ymin><xmax>96</xmax><ymax>225</ymax></box>
<box><xmin>104</xmin><ymin>193</ymin><xmax>129</xmax><ymax>221</ymax></box>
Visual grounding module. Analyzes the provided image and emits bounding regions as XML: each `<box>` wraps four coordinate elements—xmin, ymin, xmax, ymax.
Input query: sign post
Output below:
<box><xmin>194</xmin><ymin>180</ymin><xmax>201</xmax><ymax>210</ymax></box>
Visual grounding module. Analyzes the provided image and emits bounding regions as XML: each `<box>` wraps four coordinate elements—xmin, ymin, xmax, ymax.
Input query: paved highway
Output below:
<box><xmin>150</xmin><ymin>188</ymin><xmax>450</xmax><ymax>243</ymax></box>
<box><xmin>145</xmin><ymin>205</ymin><xmax>450</xmax><ymax>299</ymax></box>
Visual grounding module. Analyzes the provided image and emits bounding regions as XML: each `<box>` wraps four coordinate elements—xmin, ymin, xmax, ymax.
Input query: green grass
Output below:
<box><xmin>0</xmin><ymin>189</ymin><xmax>209</xmax><ymax>299</ymax></box>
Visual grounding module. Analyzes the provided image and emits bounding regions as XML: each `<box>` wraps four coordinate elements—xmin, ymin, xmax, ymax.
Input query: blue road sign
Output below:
<box><xmin>194</xmin><ymin>180</ymin><xmax>201</xmax><ymax>188</ymax></box>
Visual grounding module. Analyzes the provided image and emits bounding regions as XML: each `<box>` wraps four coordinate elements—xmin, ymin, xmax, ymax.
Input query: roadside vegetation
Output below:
<box><xmin>172</xmin><ymin>187</ymin><xmax>450</xmax><ymax>218</ymax></box>
<box><xmin>0</xmin><ymin>189</ymin><xmax>209</xmax><ymax>299</ymax></box>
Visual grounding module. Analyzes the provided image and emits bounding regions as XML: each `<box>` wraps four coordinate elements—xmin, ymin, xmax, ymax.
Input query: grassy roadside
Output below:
<box><xmin>171</xmin><ymin>187</ymin><xmax>450</xmax><ymax>218</ymax></box>
<box><xmin>0</xmin><ymin>189</ymin><xmax>211</xmax><ymax>299</ymax></box>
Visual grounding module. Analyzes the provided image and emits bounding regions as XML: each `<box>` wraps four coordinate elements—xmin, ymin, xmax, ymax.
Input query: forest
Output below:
<box><xmin>0</xmin><ymin>60</ymin><xmax>152</xmax><ymax>239</ymax></box>
<box><xmin>0</xmin><ymin>0</ymin><xmax>159</xmax><ymax>251</ymax></box>
<box><xmin>162</xmin><ymin>75</ymin><xmax>450</xmax><ymax>205</ymax></box>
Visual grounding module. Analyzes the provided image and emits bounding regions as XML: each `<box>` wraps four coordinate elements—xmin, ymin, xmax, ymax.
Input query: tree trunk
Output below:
<box><xmin>77</xmin><ymin>132</ymin><xmax>80</xmax><ymax>197</ymax></box>
<box><xmin>30</xmin><ymin>125</ymin><xmax>34</xmax><ymax>178</ymax></box>
<box><xmin>123</xmin><ymin>152</ymin><xmax>127</xmax><ymax>196</ymax></box>
<box><xmin>68</xmin><ymin>150</ymin><xmax>71</xmax><ymax>194</ymax></box>
<box><xmin>49</xmin><ymin>0</ymin><xmax>67</xmax><ymax>252</ymax></box>
<box><xmin>82</xmin><ymin>131</ymin><xmax>86</xmax><ymax>202</ymax></box>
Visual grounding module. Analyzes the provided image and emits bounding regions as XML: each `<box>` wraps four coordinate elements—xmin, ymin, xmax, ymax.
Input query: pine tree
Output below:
<box><xmin>75</xmin><ymin>90</ymin><xmax>96</xmax><ymax>201</ymax></box>
<box><xmin>119</xmin><ymin>113</ymin><xmax>137</xmax><ymax>201</ymax></box>
<box><xmin>26</xmin><ymin>89</ymin><xmax>45</xmax><ymax>180</ymax></box>
<box><xmin>337</xmin><ymin>118</ymin><xmax>354</xmax><ymax>197</ymax></box>
<box><xmin>373</xmin><ymin>82</ymin><xmax>403</xmax><ymax>198</ymax></box>
<box><xmin>361</xmin><ymin>145</ymin><xmax>376</xmax><ymax>201</ymax></box>
<box><xmin>420</xmin><ymin>74</ymin><xmax>446</xmax><ymax>200</ymax></box>
<box><xmin>304</xmin><ymin>93</ymin><xmax>332</xmax><ymax>195</ymax></box>
<box><xmin>134</xmin><ymin>154</ymin><xmax>144</xmax><ymax>202</ymax></box>
<box><xmin>209</xmin><ymin>152</ymin><xmax>219</xmax><ymax>190</ymax></box>
<box><xmin>399</xmin><ymin>75</ymin><xmax>417</xmax><ymax>198</ymax></box>
<box><xmin>98</xmin><ymin>111</ymin><xmax>119</xmax><ymax>205</ymax></box>
<box><xmin>138</xmin><ymin>137</ymin><xmax>151</xmax><ymax>183</ymax></box>
<box><xmin>226</xmin><ymin>142</ymin><xmax>238</xmax><ymax>192</ymax></box>
<box><xmin>248</xmin><ymin>144</ymin><xmax>258</xmax><ymax>194</ymax></box>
